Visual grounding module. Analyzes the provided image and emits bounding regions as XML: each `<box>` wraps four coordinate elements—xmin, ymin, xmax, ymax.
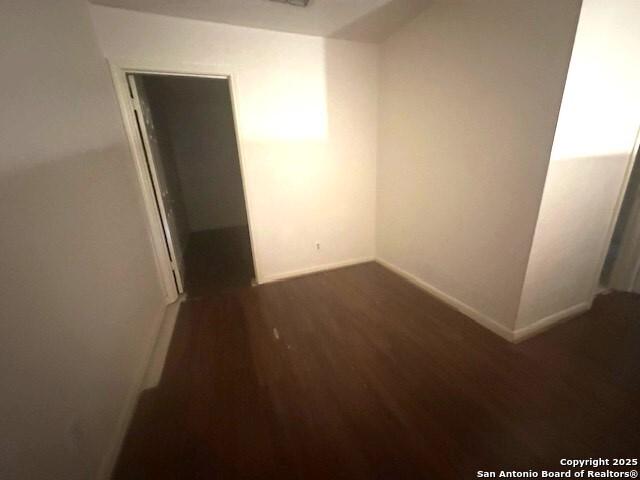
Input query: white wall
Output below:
<box><xmin>517</xmin><ymin>0</ymin><xmax>640</xmax><ymax>330</ymax></box>
<box><xmin>0</xmin><ymin>1</ymin><xmax>165</xmax><ymax>478</ymax></box>
<box><xmin>90</xmin><ymin>5</ymin><xmax>378</xmax><ymax>281</ymax></box>
<box><xmin>145</xmin><ymin>75</ymin><xmax>249</xmax><ymax>232</ymax></box>
<box><xmin>376</xmin><ymin>0</ymin><xmax>581</xmax><ymax>331</ymax></box>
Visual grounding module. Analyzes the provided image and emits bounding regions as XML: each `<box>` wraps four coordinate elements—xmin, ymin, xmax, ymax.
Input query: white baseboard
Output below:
<box><xmin>96</xmin><ymin>298</ymin><xmax>183</xmax><ymax>480</ymax></box>
<box><xmin>594</xmin><ymin>285</ymin><xmax>612</xmax><ymax>296</ymax></box>
<box><xmin>512</xmin><ymin>301</ymin><xmax>591</xmax><ymax>343</ymax></box>
<box><xmin>142</xmin><ymin>299</ymin><xmax>182</xmax><ymax>390</ymax></box>
<box><xmin>376</xmin><ymin>258</ymin><xmax>515</xmax><ymax>342</ymax></box>
<box><xmin>259</xmin><ymin>257</ymin><xmax>375</xmax><ymax>284</ymax></box>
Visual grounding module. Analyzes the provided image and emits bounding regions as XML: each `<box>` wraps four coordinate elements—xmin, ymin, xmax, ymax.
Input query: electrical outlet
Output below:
<box><xmin>316</xmin><ymin>242</ymin><xmax>321</xmax><ymax>250</ymax></box>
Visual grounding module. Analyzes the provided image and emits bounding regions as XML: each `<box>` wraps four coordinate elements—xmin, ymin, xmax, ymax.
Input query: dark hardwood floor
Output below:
<box><xmin>183</xmin><ymin>226</ymin><xmax>255</xmax><ymax>298</ymax></box>
<box><xmin>114</xmin><ymin>263</ymin><xmax>640</xmax><ymax>479</ymax></box>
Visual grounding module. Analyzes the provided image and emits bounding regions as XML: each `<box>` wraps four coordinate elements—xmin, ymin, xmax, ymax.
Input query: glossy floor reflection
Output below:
<box><xmin>114</xmin><ymin>263</ymin><xmax>640</xmax><ymax>479</ymax></box>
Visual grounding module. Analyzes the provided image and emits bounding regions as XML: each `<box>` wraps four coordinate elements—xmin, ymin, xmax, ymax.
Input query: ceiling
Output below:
<box><xmin>88</xmin><ymin>0</ymin><xmax>430</xmax><ymax>43</ymax></box>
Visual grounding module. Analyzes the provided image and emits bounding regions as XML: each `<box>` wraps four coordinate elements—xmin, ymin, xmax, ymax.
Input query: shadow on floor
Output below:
<box><xmin>183</xmin><ymin>225</ymin><xmax>255</xmax><ymax>299</ymax></box>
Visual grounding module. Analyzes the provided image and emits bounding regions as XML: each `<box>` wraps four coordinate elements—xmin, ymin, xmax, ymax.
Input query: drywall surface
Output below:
<box><xmin>143</xmin><ymin>75</ymin><xmax>249</xmax><ymax>231</ymax></box>
<box><xmin>0</xmin><ymin>1</ymin><xmax>165</xmax><ymax>478</ymax></box>
<box><xmin>376</xmin><ymin>0</ymin><xmax>580</xmax><ymax>329</ymax></box>
<box><xmin>90</xmin><ymin>5</ymin><xmax>378</xmax><ymax>281</ymax></box>
<box><xmin>517</xmin><ymin>0</ymin><xmax>640</xmax><ymax>329</ymax></box>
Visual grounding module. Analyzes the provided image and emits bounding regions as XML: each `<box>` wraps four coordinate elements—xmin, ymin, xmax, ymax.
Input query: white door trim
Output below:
<box><xmin>591</xmin><ymin>123</ymin><xmax>640</xmax><ymax>297</ymax></box>
<box><xmin>608</xmin><ymin>130</ymin><xmax>640</xmax><ymax>292</ymax></box>
<box><xmin>108</xmin><ymin>59</ymin><xmax>262</xmax><ymax>301</ymax></box>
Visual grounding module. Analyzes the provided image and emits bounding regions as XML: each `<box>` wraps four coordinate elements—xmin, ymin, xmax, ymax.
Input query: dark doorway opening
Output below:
<box><xmin>132</xmin><ymin>73</ymin><xmax>255</xmax><ymax>298</ymax></box>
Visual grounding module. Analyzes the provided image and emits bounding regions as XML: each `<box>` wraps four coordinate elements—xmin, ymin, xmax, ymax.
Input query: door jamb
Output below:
<box><xmin>591</xmin><ymin>123</ymin><xmax>640</xmax><ymax>297</ymax></box>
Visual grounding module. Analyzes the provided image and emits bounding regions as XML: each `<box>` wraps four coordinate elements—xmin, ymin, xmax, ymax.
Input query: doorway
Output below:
<box><xmin>126</xmin><ymin>72</ymin><xmax>256</xmax><ymax>298</ymax></box>
<box><xmin>601</xmin><ymin>138</ymin><xmax>640</xmax><ymax>294</ymax></box>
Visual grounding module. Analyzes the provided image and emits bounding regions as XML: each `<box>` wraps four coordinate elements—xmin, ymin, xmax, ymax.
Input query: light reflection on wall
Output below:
<box><xmin>236</xmin><ymin>44</ymin><xmax>329</xmax><ymax>142</ymax></box>
<box><xmin>549</xmin><ymin>0</ymin><xmax>640</xmax><ymax>162</ymax></box>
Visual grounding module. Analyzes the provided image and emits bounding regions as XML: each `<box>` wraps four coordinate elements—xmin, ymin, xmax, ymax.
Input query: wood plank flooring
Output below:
<box><xmin>114</xmin><ymin>263</ymin><xmax>640</xmax><ymax>479</ymax></box>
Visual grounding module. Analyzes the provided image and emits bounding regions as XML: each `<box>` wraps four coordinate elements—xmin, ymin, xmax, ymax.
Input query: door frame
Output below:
<box><xmin>592</xmin><ymin>123</ymin><xmax>640</xmax><ymax>297</ymax></box>
<box><xmin>108</xmin><ymin>59</ymin><xmax>262</xmax><ymax>302</ymax></box>
<box><xmin>605</xmin><ymin>127</ymin><xmax>640</xmax><ymax>292</ymax></box>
